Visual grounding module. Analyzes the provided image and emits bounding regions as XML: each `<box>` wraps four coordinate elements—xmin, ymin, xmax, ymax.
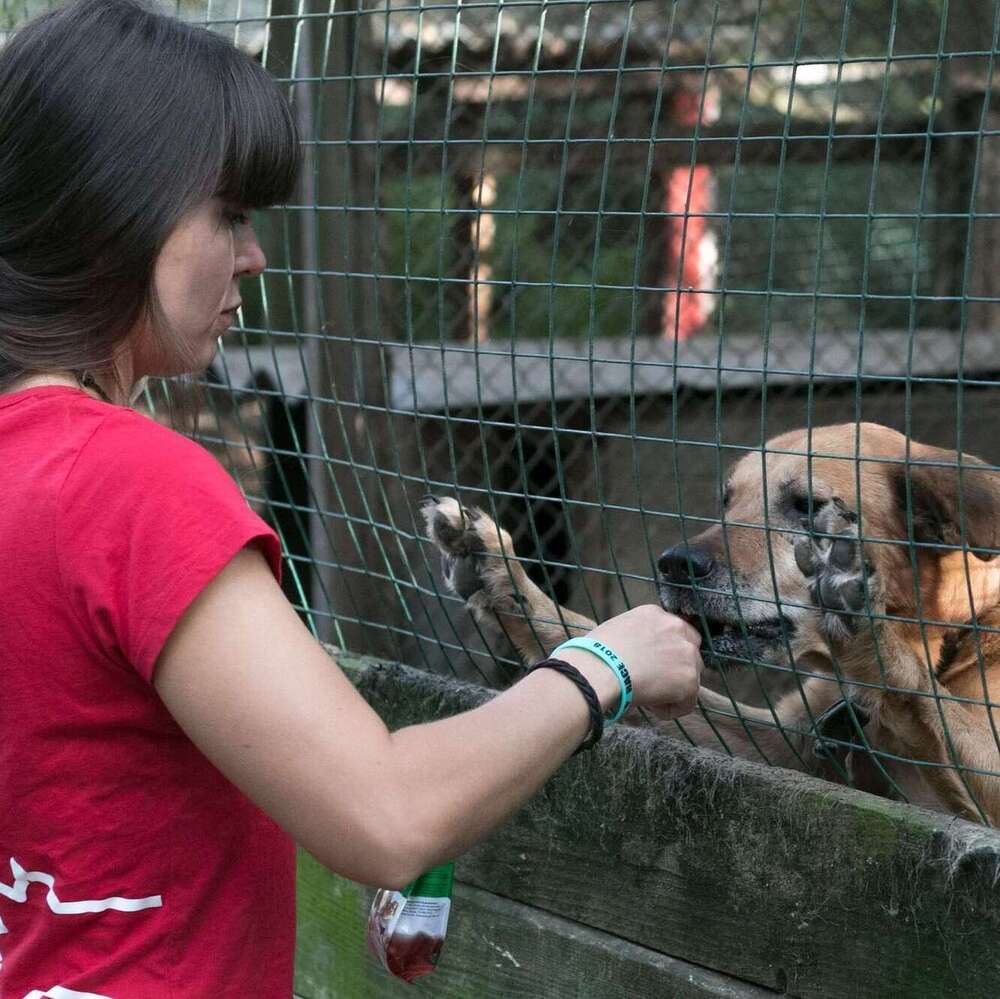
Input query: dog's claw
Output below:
<box><xmin>829</xmin><ymin>537</ymin><xmax>855</xmax><ymax>571</ymax></box>
<box><xmin>795</xmin><ymin>541</ymin><xmax>817</xmax><ymax>576</ymax></box>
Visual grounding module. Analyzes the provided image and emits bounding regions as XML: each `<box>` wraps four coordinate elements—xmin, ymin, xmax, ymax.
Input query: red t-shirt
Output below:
<box><xmin>0</xmin><ymin>387</ymin><xmax>296</xmax><ymax>998</ymax></box>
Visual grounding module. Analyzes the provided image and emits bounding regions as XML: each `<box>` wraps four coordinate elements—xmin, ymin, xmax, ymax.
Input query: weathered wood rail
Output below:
<box><xmin>294</xmin><ymin>652</ymin><xmax>1000</xmax><ymax>998</ymax></box>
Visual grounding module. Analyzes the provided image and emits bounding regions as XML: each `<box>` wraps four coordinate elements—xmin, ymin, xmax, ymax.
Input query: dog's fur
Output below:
<box><xmin>421</xmin><ymin>422</ymin><xmax>1000</xmax><ymax>824</ymax></box>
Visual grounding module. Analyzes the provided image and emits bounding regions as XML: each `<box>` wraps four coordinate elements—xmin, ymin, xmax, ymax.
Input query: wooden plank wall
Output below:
<box><xmin>294</xmin><ymin>653</ymin><xmax>1000</xmax><ymax>999</ymax></box>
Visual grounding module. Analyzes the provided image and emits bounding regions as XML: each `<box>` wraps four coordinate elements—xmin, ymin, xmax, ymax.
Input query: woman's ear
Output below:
<box><xmin>893</xmin><ymin>445</ymin><xmax>1000</xmax><ymax>559</ymax></box>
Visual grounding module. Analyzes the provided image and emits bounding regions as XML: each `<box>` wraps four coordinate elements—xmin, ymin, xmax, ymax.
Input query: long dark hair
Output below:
<box><xmin>0</xmin><ymin>0</ymin><xmax>300</xmax><ymax>390</ymax></box>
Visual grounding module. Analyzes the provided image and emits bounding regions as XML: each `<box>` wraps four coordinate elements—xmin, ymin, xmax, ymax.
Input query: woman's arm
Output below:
<box><xmin>154</xmin><ymin>546</ymin><xmax>700</xmax><ymax>888</ymax></box>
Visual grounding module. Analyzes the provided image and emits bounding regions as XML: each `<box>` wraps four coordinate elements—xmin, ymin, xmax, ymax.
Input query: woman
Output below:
<box><xmin>0</xmin><ymin>1</ymin><xmax>703</xmax><ymax>995</ymax></box>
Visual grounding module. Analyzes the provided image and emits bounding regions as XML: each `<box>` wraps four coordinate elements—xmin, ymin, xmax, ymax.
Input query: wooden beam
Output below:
<box><xmin>327</xmin><ymin>650</ymin><xmax>1000</xmax><ymax>999</ymax></box>
<box><xmin>295</xmin><ymin>851</ymin><xmax>779</xmax><ymax>998</ymax></box>
<box><xmin>385</xmin><ymin>328</ymin><xmax>1000</xmax><ymax>415</ymax></box>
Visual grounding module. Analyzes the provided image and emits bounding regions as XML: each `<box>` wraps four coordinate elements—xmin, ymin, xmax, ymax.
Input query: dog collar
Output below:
<box><xmin>810</xmin><ymin>697</ymin><xmax>902</xmax><ymax>802</ymax></box>
<box><xmin>812</xmin><ymin>697</ymin><xmax>871</xmax><ymax>759</ymax></box>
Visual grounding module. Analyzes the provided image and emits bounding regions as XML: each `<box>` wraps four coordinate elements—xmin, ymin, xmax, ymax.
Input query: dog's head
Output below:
<box><xmin>658</xmin><ymin>422</ymin><xmax>1000</xmax><ymax>671</ymax></box>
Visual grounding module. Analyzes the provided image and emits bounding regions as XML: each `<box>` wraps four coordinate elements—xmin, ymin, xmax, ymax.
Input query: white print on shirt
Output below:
<box><xmin>0</xmin><ymin>856</ymin><xmax>162</xmax><ymax>990</ymax></box>
<box><xmin>23</xmin><ymin>987</ymin><xmax>115</xmax><ymax>999</ymax></box>
<box><xmin>0</xmin><ymin>856</ymin><xmax>162</xmax><ymax>932</ymax></box>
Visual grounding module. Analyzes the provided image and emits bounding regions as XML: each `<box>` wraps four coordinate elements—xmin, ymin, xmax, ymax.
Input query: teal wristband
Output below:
<box><xmin>552</xmin><ymin>637</ymin><xmax>633</xmax><ymax>724</ymax></box>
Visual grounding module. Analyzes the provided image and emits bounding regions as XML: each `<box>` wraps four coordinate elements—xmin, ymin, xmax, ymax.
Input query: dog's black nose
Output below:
<box><xmin>657</xmin><ymin>544</ymin><xmax>716</xmax><ymax>583</ymax></box>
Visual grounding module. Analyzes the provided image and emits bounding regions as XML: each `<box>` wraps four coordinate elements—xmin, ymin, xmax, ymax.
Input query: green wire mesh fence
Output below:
<box><xmin>7</xmin><ymin>0</ymin><xmax>1000</xmax><ymax>823</ymax></box>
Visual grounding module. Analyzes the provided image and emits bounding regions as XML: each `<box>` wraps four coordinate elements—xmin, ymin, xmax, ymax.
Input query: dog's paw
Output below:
<box><xmin>419</xmin><ymin>495</ymin><xmax>516</xmax><ymax>602</ymax></box>
<box><xmin>793</xmin><ymin>497</ymin><xmax>877</xmax><ymax>645</ymax></box>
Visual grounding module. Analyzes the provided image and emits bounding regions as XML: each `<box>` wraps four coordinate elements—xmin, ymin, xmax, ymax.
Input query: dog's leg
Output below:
<box><xmin>421</xmin><ymin>496</ymin><xmax>596</xmax><ymax>663</ymax></box>
<box><xmin>669</xmin><ymin>680</ymin><xmax>848</xmax><ymax>774</ymax></box>
<box><xmin>795</xmin><ymin>498</ymin><xmax>998</xmax><ymax>822</ymax></box>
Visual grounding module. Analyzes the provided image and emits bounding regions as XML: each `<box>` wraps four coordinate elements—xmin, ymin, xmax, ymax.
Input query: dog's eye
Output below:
<box><xmin>790</xmin><ymin>494</ymin><xmax>813</xmax><ymax>517</ymax></box>
<box><xmin>721</xmin><ymin>484</ymin><xmax>732</xmax><ymax>510</ymax></box>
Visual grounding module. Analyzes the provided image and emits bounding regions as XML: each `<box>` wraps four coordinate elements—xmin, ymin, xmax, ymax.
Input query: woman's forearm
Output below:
<box><xmin>155</xmin><ymin>549</ymin><xmax>699</xmax><ymax>889</ymax></box>
<box><xmin>381</xmin><ymin>650</ymin><xmax>620</xmax><ymax>877</ymax></box>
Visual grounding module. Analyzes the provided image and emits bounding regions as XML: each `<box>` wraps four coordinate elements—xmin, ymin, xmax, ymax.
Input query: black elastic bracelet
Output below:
<box><xmin>527</xmin><ymin>657</ymin><xmax>604</xmax><ymax>754</ymax></box>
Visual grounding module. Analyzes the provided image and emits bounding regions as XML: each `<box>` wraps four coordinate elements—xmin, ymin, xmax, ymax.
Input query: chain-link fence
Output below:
<box><xmin>7</xmin><ymin>0</ymin><xmax>1000</xmax><ymax>826</ymax></box>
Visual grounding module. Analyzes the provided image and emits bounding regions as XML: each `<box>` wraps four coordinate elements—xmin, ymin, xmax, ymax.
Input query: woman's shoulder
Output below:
<box><xmin>0</xmin><ymin>386</ymin><xmax>207</xmax><ymax>485</ymax></box>
<box><xmin>0</xmin><ymin>384</ymin><xmax>197</xmax><ymax>456</ymax></box>
<box><xmin>65</xmin><ymin>399</ymin><xmax>240</xmax><ymax>500</ymax></box>
<box><xmin>81</xmin><ymin>401</ymin><xmax>217</xmax><ymax>461</ymax></box>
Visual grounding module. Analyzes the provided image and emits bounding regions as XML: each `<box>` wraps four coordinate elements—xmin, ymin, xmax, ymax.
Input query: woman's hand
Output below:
<box><xmin>559</xmin><ymin>605</ymin><xmax>703</xmax><ymax>721</ymax></box>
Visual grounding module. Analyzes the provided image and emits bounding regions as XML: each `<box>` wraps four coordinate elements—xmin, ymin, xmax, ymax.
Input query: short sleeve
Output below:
<box><xmin>58</xmin><ymin>409</ymin><xmax>282</xmax><ymax>682</ymax></box>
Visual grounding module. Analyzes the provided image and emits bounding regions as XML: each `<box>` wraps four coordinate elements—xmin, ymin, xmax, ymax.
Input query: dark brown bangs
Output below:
<box><xmin>215</xmin><ymin>50</ymin><xmax>301</xmax><ymax>210</ymax></box>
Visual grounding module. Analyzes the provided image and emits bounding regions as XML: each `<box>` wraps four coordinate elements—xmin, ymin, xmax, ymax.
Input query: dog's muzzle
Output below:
<box><xmin>657</xmin><ymin>544</ymin><xmax>716</xmax><ymax>584</ymax></box>
<box><xmin>656</xmin><ymin>544</ymin><xmax>794</xmax><ymax>666</ymax></box>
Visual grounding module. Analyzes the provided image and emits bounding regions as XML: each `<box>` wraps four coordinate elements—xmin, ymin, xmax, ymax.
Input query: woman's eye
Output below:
<box><xmin>224</xmin><ymin>209</ymin><xmax>251</xmax><ymax>228</ymax></box>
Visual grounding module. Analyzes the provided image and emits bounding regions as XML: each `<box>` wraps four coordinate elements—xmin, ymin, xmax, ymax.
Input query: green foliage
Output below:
<box><xmin>377</xmin><ymin>160</ymin><xmax>934</xmax><ymax>342</ymax></box>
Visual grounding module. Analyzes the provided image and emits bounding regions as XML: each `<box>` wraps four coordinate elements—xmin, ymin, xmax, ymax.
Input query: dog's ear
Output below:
<box><xmin>893</xmin><ymin>446</ymin><xmax>1000</xmax><ymax>558</ymax></box>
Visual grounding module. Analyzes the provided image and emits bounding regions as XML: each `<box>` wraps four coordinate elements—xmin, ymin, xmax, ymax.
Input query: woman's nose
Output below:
<box><xmin>235</xmin><ymin>225</ymin><xmax>267</xmax><ymax>278</ymax></box>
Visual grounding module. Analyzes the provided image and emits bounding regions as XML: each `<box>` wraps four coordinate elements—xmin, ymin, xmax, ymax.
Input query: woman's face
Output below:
<box><xmin>133</xmin><ymin>196</ymin><xmax>266</xmax><ymax>378</ymax></box>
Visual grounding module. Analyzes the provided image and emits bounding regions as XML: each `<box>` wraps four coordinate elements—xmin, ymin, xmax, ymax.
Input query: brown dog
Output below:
<box><xmin>421</xmin><ymin>423</ymin><xmax>1000</xmax><ymax>824</ymax></box>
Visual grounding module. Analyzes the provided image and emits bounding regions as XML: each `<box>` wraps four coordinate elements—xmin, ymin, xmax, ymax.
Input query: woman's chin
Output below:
<box><xmin>142</xmin><ymin>343</ymin><xmax>220</xmax><ymax>380</ymax></box>
<box><xmin>189</xmin><ymin>329</ymin><xmax>224</xmax><ymax>372</ymax></box>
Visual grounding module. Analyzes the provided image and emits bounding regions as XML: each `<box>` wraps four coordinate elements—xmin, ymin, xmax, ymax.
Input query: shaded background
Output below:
<box><xmin>7</xmin><ymin>0</ymin><xmax>1000</xmax><ymax>690</ymax></box>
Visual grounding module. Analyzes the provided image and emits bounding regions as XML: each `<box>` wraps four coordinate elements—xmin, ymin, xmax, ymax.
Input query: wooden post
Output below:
<box><xmin>449</xmin><ymin>169</ymin><xmax>497</xmax><ymax>342</ymax></box>
<box><xmin>639</xmin><ymin>170</ymin><xmax>667</xmax><ymax>339</ymax></box>
<box><xmin>936</xmin><ymin>1</ymin><xmax>1000</xmax><ymax>332</ymax></box>
<box><xmin>933</xmin><ymin>89</ymin><xmax>981</xmax><ymax>332</ymax></box>
<box><xmin>967</xmin><ymin>104</ymin><xmax>1000</xmax><ymax>333</ymax></box>
<box><xmin>303</xmin><ymin>1</ymin><xmax>404</xmax><ymax>656</ymax></box>
<box><xmin>469</xmin><ymin>171</ymin><xmax>497</xmax><ymax>342</ymax></box>
<box><xmin>446</xmin><ymin>171</ymin><xmax>475</xmax><ymax>338</ymax></box>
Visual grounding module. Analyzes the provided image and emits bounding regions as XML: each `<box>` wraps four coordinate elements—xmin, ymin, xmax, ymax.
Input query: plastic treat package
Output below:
<box><xmin>366</xmin><ymin>861</ymin><xmax>455</xmax><ymax>982</ymax></box>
